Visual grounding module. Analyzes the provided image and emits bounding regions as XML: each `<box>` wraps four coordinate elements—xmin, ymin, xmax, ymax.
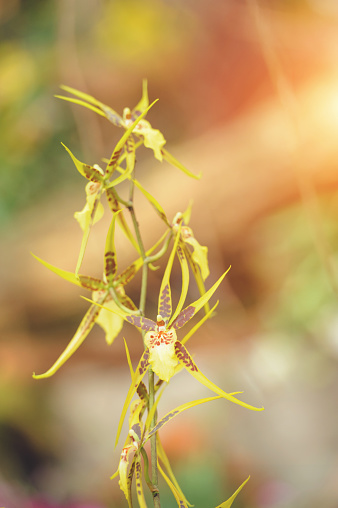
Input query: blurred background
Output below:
<box><xmin>2</xmin><ymin>0</ymin><xmax>338</xmax><ymax>507</ymax></box>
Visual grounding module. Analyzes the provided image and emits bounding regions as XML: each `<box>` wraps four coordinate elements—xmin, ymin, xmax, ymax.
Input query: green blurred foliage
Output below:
<box><xmin>0</xmin><ymin>0</ymin><xmax>78</xmax><ymax>225</ymax></box>
<box><xmin>253</xmin><ymin>196</ymin><xmax>338</xmax><ymax>333</ymax></box>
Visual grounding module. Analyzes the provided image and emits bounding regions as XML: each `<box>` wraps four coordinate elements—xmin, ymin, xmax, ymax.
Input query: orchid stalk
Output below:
<box><xmin>32</xmin><ymin>81</ymin><xmax>264</xmax><ymax>507</ymax></box>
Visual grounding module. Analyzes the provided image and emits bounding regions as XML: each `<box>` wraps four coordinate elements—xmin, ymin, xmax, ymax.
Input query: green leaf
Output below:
<box><xmin>215</xmin><ymin>476</ymin><xmax>250</xmax><ymax>508</ymax></box>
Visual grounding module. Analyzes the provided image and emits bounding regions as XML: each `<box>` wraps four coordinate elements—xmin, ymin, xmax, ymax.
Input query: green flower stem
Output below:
<box><xmin>149</xmin><ymin>366</ymin><xmax>161</xmax><ymax>507</ymax></box>
<box><xmin>145</xmin><ymin>231</ymin><xmax>173</xmax><ymax>264</ymax></box>
<box><xmin>128</xmin><ymin>173</ymin><xmax>161</xmax><ymax>507</ymax></box>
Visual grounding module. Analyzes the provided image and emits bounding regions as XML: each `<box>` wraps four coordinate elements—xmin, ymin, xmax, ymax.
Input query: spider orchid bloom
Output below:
<box><xmin>112</xmin><ymin>398</ymin><xmax>148</xmax><ymax>508</ymax></box>
<box><xmin>89</xmin><ymin>234</ymin><xmax>264</xmax><ymax>446</ymax></box>
<box><xmin>115</xmin><ymin>340</ymin><xmax>249</xmax><ymax>508</ymax></box>
<box><xmin>61</xmin><ymin>100</ymin><xmax>157</xmax><ymax>274</ymax></box>
<box><xmin>56</xmin><ymin>80</ymin><xmax>200</xmax><ymax>178</ymax></box>
<box><xmin>31</xmin><ymin>212</ymin><xmax>167</xmax><ymax>380</ymax></box>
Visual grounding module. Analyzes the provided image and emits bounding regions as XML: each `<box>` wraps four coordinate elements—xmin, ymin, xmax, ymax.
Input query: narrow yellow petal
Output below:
<box><xmin>175</xmin><ymin>342</ymin><xmax>264</xmax><ymax>412</ymax></box>
<box><xmin>61</xmin><ymin>143</ymin><xmax>104</xmax><ymax>182</ymax></box>
<box><xmin>158</xmin><ymin>461</ymin><xmax>188</xmax><ymax>508</ymax></box>
<box><xmin>181</xmin><ymin>301</ymin><xmax>219</xmax><ymax>346</ymax></box>
<box><xmin>215</xmin><ymin>476</ymin><xmax>250</xmax><ymax>508</ymax></box>
<box><xmin>162</xmin><ymin>148</ymin><xmax>201</xmax><ymax>179</ymax></box>
<box><xmin>33</xmin><ymin>304</ymin><xmax>100</xmax><ymax>379</ymax></box>
<box><xmin>157</xmin><ymin>436</ymin><xmax>192</xmax><ymax>507</ymax></box>
<box><xmin>56</xmin><ymin>95</ymin><xmax>106</xmax><ymax>117</ymax></box>
<box><xmin>115</xmin><ymin>350</ymin><xmax>150</xmax><ymax>446</ymax></box>
<box><xmin>170</xmin><ymin>268</ymin><xmax>230</xmax><ymax>330</ymax></box>
<box><xmin>31</xmin><ymin>253</ymin><xmax>83</xmax><ymax>288</ymax></box>
<box><xmin>147</xmin><ymin>396</ymin><xmax>222</xmax><ymax>440</ymax></box>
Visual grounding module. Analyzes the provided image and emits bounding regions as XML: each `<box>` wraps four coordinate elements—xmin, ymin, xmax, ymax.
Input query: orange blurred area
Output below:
<box><xmin>2</xmin><ymin>0</ymin><xmax>338</xmax><ymax>507</ymax></box>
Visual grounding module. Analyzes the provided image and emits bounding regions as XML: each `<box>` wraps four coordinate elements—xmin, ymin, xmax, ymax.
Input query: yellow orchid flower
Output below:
<box><xmin>87</xmin><ymin>233</ymin><xmax>264</xmax><ymax>446</ymax></box>
<box><xmin>113</xmin><ymin>340</ymin><xmax>237</xmax><ymax>508</ymax></box>
<box><xmin>113</xmin><ymin>339</ymin><xmax>254</xmax><ymax>508</ymax></box>
<box><xmin>31</xmin><ymin>213</ymin><xmax>168</xmax><ymax>379</ymax></box>
<box><xmin>61</xmin><ymin>100</ymin><xmax>157</xmax><ymax>274</ymax></box>
<box><xmin>56</xmin><ymin>80</ymin><xmax>200</xmax><ymax>178</ymax></box>
<box><xmin>111</xmin><ymin>398</ymin><xmax>148</xmax><ymax>508</ymax></box>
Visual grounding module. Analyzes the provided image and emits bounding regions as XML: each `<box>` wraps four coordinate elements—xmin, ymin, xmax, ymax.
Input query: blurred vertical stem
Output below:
<box><xmin>128</xmin><ymin>174</ymin><xmax>161</xmax><ymax>507</ymax></box>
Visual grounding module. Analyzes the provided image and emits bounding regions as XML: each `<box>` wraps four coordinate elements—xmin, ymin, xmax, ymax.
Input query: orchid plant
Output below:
<box><xmin>32</xmin><ymin>81</ymin><xmax>264</xmax><ymax>508</ymax></box>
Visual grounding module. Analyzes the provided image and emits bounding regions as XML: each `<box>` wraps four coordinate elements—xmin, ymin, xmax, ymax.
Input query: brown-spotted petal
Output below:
<box><xmin>170</xmin><ymin>268</ymin><xmax>230</xmax><ymax>330</ymax></box>
<box><xmin>115</xmin><ymin>349</ymin><xmax>150</xmax><ymax>446</ymax></box>
<box><xmin>61</xmin><ymin>143</ymin><xmax>104</xmax><ymax>182</ymax></box>
<box><xmin>33</xmin><ymin>303</ymin><xmax>102</xmax><ymax>379</ymax></box>
<box><xmin>135</xmin><ymin>458</ymin><xmax>147</xmax><ymax>508</ymax></box>
<box><xmin>157</xmin><ymin>227</ymin><xmax>181</xmax><ymax>321</ymax></box>
<box><xmin>104</xmin><ymin>211</ymin><xmax>123</xmax><ymax>286</ymax></box>
<box><xmin>174</xmin><ymin>341</ymin><xmax>264</xmax><ymax>412</ymax></box>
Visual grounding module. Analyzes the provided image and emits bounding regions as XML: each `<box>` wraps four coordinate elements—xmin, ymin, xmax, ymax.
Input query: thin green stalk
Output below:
<box><xmin>127</xmin><ymin>171</ymin><xmax>161</xmax><ymax>507</ymax></box>
<box><xmin>107</xmin><ymin>287</ymin><xmax>140</xmax><ymax>315</ymax></box>
<box><xmin>149</xmin><ymin>367</ymin><xmax>161</xmax><ymax>507</ymax></box>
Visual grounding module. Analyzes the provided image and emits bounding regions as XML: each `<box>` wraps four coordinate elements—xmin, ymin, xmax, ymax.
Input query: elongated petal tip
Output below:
<box><xmin>32</xmin><ymin>372</ymin><xmax>47</xmax><ymax>380</ymax></box>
